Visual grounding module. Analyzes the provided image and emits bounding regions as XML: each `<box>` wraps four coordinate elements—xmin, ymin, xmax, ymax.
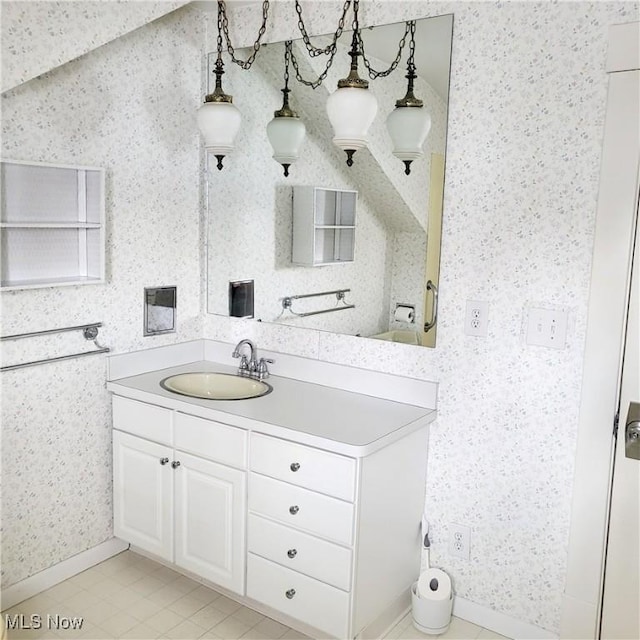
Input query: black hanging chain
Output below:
<box><xmin>219</xmin><ymin>0</ymin><xmax>270</xmax><ymax>70</ymax></box>
<box><xmin>294</xmin><ymin>0</ymin><xmax>352</xmax><ymax>57</ymax></box>
<box><xmin>289</xmin><ymin>0</ymin><xmax>357</xmax><ymax>89</ymax></box>
<box><xmin>289</xmin><ymin>44</ymin><xmax>340</xmax><ymax>89</ymax></box>
<box><xmin>284</xmin><ymin>41</ymin><xmax>292</xmax><ymax>91</ymax></box>
<box><xmin>359</xmin><ymin>20</ymin><xmax>414</xmax><ymax>79</ymax></box>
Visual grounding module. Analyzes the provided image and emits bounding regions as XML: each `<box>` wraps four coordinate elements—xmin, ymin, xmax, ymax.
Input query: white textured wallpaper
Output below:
<box><xmin>0</xmin><ymin>0</ymin><xmax>191</xmax><ymax>93</ymax></box>
<box><xmin>2</xmin><ymin>1</ymin><xmax>639</xmax><ymax>636</ymax></box>
<box><xmin>1</xmin><ymin>6</ymin><xmax>203</xmax><ymax>588</ymax></box>
<box><xmin>201</xmin><ymin>0</ymin><xmax>639</xmax><ymax>634</ymax></box>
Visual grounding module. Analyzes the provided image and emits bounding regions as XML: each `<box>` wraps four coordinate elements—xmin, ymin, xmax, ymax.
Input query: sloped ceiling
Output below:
<box><xmin>1</xmin><ymin>0</ymin><xmax>191</xmax><ymax>93</ymax></box>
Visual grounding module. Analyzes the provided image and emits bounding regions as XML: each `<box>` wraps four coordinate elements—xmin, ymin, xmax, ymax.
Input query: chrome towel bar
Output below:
<box><xmin>1</xmin><ymin>322</ymin><xmax>103</xmax><ymax>341</ymax></box>
<box><xmin>0</xmin><ymin>322</ymin><xmax>110</xmax><ymax>371</ymax></box>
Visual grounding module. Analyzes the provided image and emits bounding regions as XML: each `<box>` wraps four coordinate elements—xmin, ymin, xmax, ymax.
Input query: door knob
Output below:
<box><xmin>171</xmin><ymin>460</ymin><xmax>181</xmax><ymax>469</ymax></box>
<box><xmin>160</xmin><ymin>457</ymin><xmax>170</xmax><ymax>465</ymax></box>
<box><xmin>625</xmin><ymin>401</ymin><xmax>640</xmax><ymax>460</ymax></box>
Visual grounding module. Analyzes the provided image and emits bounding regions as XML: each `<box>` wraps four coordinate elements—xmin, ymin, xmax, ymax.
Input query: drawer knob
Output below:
<box><xmin>285</xmin><ymin>589</ymin><xmax>296</xmax><ymax>599</ymax></box>
<box><xmin>289</xmin><ymin>505</ymin><xmax>299</xmax><ymax>515</ymax></box>
<box><xmin>171</xmin><ymin>460</ymin><xmax>181</xmax><ymax>469</ymax></box>
<box><xmin>160</xmin><ymin>457</ymin><xmax>170</xmax><ymax>466</ymax></box>
<box><xmin>287</xmin><ymin>548</ymin><xmax>297</xmax><ymax>559</ymax></box>
<box><xmin>290</xmin><ymin>462</ymin><xmax>301</xmax><ymax>472</ymax></box>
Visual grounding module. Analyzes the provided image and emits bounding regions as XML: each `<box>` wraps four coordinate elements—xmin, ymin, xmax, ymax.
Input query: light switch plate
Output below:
<box><xmin>526</xmin><ymin>306</ymin><xmax>568</xmax><ymax>349</ymax></box>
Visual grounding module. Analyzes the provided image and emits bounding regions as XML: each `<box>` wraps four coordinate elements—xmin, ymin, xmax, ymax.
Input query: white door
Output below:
<box><xmin>173</xmin><ymin>451</ymin><xmax>246</xmax><ymax>594</ymax></box>
<box><xmin>600</xmin><ymin>216</ymin><xmax>640</xmax><ymax>638</ymax></box>
<box><xmin>113</xmin><ymin>430</ymin><xmax>173</xmax><ymax>560</ymax></box>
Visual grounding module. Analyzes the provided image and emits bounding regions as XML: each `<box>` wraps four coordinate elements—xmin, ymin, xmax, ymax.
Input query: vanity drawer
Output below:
<box><xmin>247</xmin><ymin>553</ymin><xmax>349</xmax><ymax>639</ymax></box>
<box><xmin>174</xmin><ymin>412</ymin><xmax>247</xmax><ymax>469</ymax></box>
<box><xmin>112</xmin><ymin>396</ymin><xmax>172</xmax><ymax>445</ymax></box>
<box><xmin>250</xmin><ymin>433</ymin><xmax>357</xmax><ymax>501</ymax></box>
<box><xmin>249</xmin><ymin>473</ymin><xmax>354</xmax><ymax>546</ymax></box>
<box><xmin>248</xmin><ymin>514</ymin><xmax>352</xmax><ymax>591</ymax></box>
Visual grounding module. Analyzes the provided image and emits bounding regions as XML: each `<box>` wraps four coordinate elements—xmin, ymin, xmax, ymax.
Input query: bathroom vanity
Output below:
<box><xmin>107</xmin><ymin>349</ymin><xmax>436</xmax><ymax>639</ymax></box>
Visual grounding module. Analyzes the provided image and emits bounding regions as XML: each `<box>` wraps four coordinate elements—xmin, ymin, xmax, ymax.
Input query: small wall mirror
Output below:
<box><xmin>206</xmin><ymin>13</ymin><xmax>453</xmax><ymax>348</ymax></box>
<box><xmin>144</xmin><ymin>286</ymin><xmax>177</xmax><ymax>336</ymax></box>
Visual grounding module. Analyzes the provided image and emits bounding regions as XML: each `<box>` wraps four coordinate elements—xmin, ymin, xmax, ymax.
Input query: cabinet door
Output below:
<box><xmin>174</xmin><ymin>451</ymin><xmax>246</xmax><ymax>595</ymax></box>
<box><xmin>113</xmin><ymin>430</ymin><xmax>173</xmax><ymax>561</ymax></box>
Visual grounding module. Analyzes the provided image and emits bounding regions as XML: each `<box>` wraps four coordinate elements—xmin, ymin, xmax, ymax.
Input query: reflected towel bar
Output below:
<box><xmin>0</xmin><ymin>322</ymin><xmax>110</xmax><ymax>371</ymax></box>
<box><xmin>281</xmin><ymin>289</ymin><xmax>355</xmax><ymax>318</ymax></box>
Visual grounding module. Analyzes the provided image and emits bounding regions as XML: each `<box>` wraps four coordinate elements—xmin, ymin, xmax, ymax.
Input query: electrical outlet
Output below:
<box><xmin>465</xmin><ymin>300</ymin><xmax>489</xmax><ymax>337</ymax></box>
<box><xmin>448</xmin><ymin>522</ymin><xmax>471</xmax><ymax>560</ymax></box>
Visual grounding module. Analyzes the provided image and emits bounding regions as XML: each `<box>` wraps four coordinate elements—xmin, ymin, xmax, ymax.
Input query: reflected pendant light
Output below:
<box><xmin>266</xmin><ymin>41</ymin><xmax>306</xmax><ymax>177</ymax></box>
<box><xmin>196</xmin><ymin>1</ymin><xmax>241</xmax><ymax>170</ymax></box>
<box><xmin>325</xmin><ymin>3</ymin><xmax>378</xmax><ymax>166</ymax></box>
<box><xmin>386</xmin><ymin>22</ymin><xmax>431</xmax><ymax>175</ymax></box>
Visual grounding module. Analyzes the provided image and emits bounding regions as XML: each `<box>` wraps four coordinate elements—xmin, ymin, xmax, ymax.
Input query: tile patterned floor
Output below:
<box><xmin>2</xmin><ymin>552</ymin><xmax>510</xmax><ymax>640</ymax></box>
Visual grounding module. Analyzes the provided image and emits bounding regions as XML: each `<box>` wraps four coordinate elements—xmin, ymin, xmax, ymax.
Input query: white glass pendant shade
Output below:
<box><xmin>386</xmin><ymin>105</ymin><xmax>431</xmax><ymax>174</ymax></box>
<box><xmin>326</xmin><ymin>87</ymin><xmax>378</xmax><ymax>164</ymax></box>
<box><xmin>197</xmin><ymin>100</ymin><xmax>241</xmax><ymax>167</ymax></box>
<box><xmin>266</xmin><ymin>116</ymin><xmax>306</xmax><ymax>176</ymax></box>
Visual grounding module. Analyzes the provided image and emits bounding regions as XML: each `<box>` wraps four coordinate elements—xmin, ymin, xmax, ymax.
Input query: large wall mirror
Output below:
<box><xmin>206</xmin><ymin>13</ymin><xmax>453</xmax><ymax>348</ymax></box>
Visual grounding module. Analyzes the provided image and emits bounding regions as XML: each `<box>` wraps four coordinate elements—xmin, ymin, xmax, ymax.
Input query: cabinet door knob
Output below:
<box><xmin>160</xmin><ymin>457</ymin><xmax>170</xmax><ymax>465</ymax></box>
<box><xmin>290</xmin><ymin>462</ymin><xmax>300</xmax><ymax>472</ymax></box>
<box><xmin>289</xmin><ymin>505</ymin><xmax>299</xmax><ymax>515</ymax></box>
<box><xmin>285</xmin><ymin>589</ymin><xmax>296</xmax><ymax>599</ymax></box>
<box><xmin>287</xmin><ymin>548</ymin><xmax>297</xmax><ymax>559</ymax></box>
<box><xmin>171</xmin><ymin>460</ymin><xmax>181</xmax><ymax>469</ymax></box>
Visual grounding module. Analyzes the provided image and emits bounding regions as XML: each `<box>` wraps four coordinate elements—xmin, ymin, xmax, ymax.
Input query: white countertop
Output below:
<box><xmin>107</xmin><ymin>360</ymin><xmax>436</xmax><ymax>457</ymax></box>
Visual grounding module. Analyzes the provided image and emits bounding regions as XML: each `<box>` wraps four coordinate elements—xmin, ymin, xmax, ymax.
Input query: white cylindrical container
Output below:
<box><xmin>411</xmin><ymin>570</ymin><xmax>453</xmax><ymax>635</ymax></box>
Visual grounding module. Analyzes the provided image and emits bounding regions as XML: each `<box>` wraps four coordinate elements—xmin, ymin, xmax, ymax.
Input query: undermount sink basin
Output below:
<box><xmin>160</xmin><ymin>372</ymin><xmax>272</xmax><ymax>400</ymax></box>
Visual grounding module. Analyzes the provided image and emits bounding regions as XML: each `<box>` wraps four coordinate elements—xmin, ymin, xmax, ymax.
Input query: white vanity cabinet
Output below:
<box><xmin>112</xmin><ymin>396</ymin><xmax>247</xmax><ymax>595</ymax></box>
<box><xmin>108</xmin><ymin>361</ymin><xmax>434</xmax><ymax>639</ymax></box>
<box><xmin>246</xmin><ymin>428</ymin><xmax>429</xmax><ymax>639</ymax></box>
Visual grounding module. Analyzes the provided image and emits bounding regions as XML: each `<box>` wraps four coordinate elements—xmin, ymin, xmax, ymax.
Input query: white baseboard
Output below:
<box><xmin>453</xmin><ymin>595</ymin><xmax>558</xmax><ymax>640</ymax></box>
<box><xmin>1</xmin><ymin>538</ymin><xmax>129</xmax><ymax>611</ymax></box>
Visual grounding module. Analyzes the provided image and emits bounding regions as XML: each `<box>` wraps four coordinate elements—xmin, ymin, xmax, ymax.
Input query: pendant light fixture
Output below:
<box><xmin>325</xmin><ymin>0</ymin><xmax>378</xmax><ymax>166</ymax></box>
<box><xmin>266</xmin><ymin>41</ymin><xmax>306</xmax><ymax>177</ymax></box>
<box><xmin>197</xmin><ymin>1</ymin><xmax>436</xmax><ymax>176</ymax></box>
<box><xmin>385</xmin><ymin>21</ymin><xmax>431</xmax><ymax>175</ymax></box>
<box><xmin>197</xmin><ymin>0</ymin><xmax>241</xmax><ymax>170</ymax></box>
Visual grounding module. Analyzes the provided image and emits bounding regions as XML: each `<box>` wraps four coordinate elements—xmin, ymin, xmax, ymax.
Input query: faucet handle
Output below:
<box><xmin>256</xmin><ymin>357</ymin><xmax>274</xmax><ymax>380</ymax></box>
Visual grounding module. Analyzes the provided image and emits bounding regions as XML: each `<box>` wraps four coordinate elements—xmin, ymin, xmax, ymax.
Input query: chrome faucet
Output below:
<box><xmin>232</xmin><ymin>339</ymin><xmax>275</xmax><ymax>380</ymax></box>
<box><xmin>232</xmin><ymin>339</ymin><xmax>257</xmax><ymax>376</ymax></box>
